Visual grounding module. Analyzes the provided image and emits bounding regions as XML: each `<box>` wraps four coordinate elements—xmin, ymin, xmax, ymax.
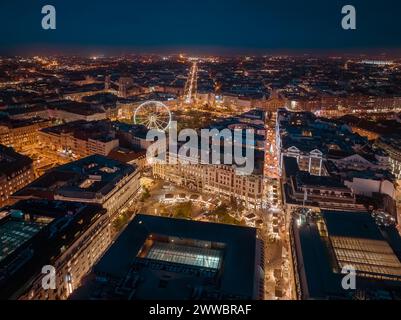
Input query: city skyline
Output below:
<box><xmin>0</xmin><ymin>53</ymin><xmax>401</xmax><ymax>301</ymax></box>
<box><xmin>1</xmin><ymin>1</ymin><xmax>401</xmax><ymax>306</ymax></box>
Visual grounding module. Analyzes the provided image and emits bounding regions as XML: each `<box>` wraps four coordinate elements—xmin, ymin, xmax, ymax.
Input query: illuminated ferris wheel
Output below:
<box><xmin>133</xmin><ymin>101</ymin><xmax>172</xmax><ymax>131</ymax></box>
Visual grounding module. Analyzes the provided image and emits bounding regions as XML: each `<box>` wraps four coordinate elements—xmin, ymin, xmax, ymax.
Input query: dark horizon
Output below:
<box><xmin>4</xmin><ymin>45</ymin><xmax>401</xmax><ymax>59</ymax></box>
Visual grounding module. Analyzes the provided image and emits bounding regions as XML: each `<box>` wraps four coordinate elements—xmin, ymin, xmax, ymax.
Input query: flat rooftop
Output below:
<box><xmin>0</xmin><ymin>199</ymin><xmax>106</xmax><ymax>299</ymax></box>
<box><xmin>323</xmin><ymin>211</ymin><xmax>401</xmax><ymax>278</ymax></box>
<box><xmin>0</xmin><ymin>145</ymin><xmax>32</xmax><ymax>177</ymax></box>
<box><xmin>0</xmin><ymin>219</ymin><xmax>47</xmax><ymax>263</ymax></box>
<box><xmin>292</xmin><ymin>210</ymin><xmax>401</xmax><ymax>299</ymax></box>
<box><xmin>13</xmin><ymin>155</ymin><xmax>137</xmax><ymax>199</ymax></box>
<box><xmin>47</xmin><ymin>100</ymin><xmax>105</xmax><ymax>116</ymax></box>
<box><xmin>140</xmin><ymin>238</ymin><xmax>223</xmax><ymax>270</ymax></box>
<box><xmin>92</xmin><ymin>214</ymin><xmax>260</xmax><ymax>299</ymax></box>
<box><xmin>41</xmin><ymin>120</ymin><xmax>117</xmax><ymax>143</ymax></box>
<box><xmin>296</xmin><ymin>171</ymin><xmax>348</xmax><ymax>190</ymax></box>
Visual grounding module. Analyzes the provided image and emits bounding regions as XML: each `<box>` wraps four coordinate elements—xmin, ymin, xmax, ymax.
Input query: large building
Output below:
<box><xmin>375</xmin><ymin>135</ymin><xmax>401</xmax><ymax>224</ymax></box>
<box><xmin>13</xmin><ymin>155</ymin><xmax>141</xmax><ymax>219</ymax></box>
<box><xmin>0</xmin><ymin>145</ymin><xmax>35</xmax><ymax>208</ymax></box>
<box><xmin>277</xmin><ymin>109</ymin><xmax>396</xmax><ymax>213</ymax></box>
<box><xmin>288</xmin><ymin>95</ymin><xmax>401</xmax><ymax>116</ymax></box>
<box><xmin>376</xmin><ymin>135</ymin><xmax>401</xmax><ymax>181</ymax></box>
<box><xmin>282</xmin><ymin>156</ymin><xmax>363</xmax><ymax>212</ymax></box>
<box><xmin>153</xmin><ymin>161</ymin><xmax>265</xmax><ymax>208</ymax></box>
<box><xmin>276</xmin><ymin>109</ymin><xmax>389</xmax><ymax>176</ymax></box>
<box><xmin>290</xmin><ymin>210</ymin><xmax>401</xmax><ymax>300</ymax></box>
<box><xmin>45</xmin><ymin>100</ymin><xmax>107</xmax><ymax>122</ymax></box>
<box><xmin>0</xmin><ymin>200</ymin><xmax>110</xmax><ymax>300</ymax></box>
<box><xmin>39</xmin><ymin>120</ymin><xmax>150</xmax><ymax>159</ymax></box>
<box><xmin>4</xmin><ymin>101</ymin><xmax>108</xmax><ymax>123</ymax></box>
<box><xmin>152</xmin><ymin>110</ymin><xmax>267</xmax><ymax>208</ymax></box>
<box><xmin>73</xmin><ymin>214</ymin><xmax>265</xmax><ymax>300</ymax></box>
<box><xmin>39</xmin><ymin>120</ymin><xmax>119</xmax><ymax>158</ymax></box>
<box><xmin>0</xmin><ymin>117</ymin><xmax>51</xmax><ymax>152</ymax></box>
<box><xmin>112</xmin><ymin>121</ymin><xmax>151</xmax><ymax>150</ymax></box>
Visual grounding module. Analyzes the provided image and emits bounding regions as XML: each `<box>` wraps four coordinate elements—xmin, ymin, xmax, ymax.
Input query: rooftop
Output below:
<box><xmin>107</xmin><ymin>148</ymin><xmax>146</xmax><ymax>163</ymax></box>
<box><xmin>13</xmin><ymin>155</ymin><xmax>137</xmax><ymax>200</ymax></box>
<box><xmin>0</xmin><ymin>145</ymin><xmax>32</xmax><ymax>178</ymax></box>
<box><xmin>0</xmin><ymin>116</ymin><xmax>48</xmax><ymax>129</ymax></box>
<box><xmin>0</xmin><ymin>218</ymin><xmax>47</xmax><ymax>263</ymax></box>
<box><xmin>141</xmin><ymin>239</ymin><xmax>223</xmax><ymax>270</ymax></box>
<box><xmin>296</xmin><ymin>171</ymin><xmax>348</xmax><ymax>190</ymax></box>
<box><xmin>292</xmin><ymin>210</ymin><xmax>401</xmax><ymax>299</ymax></box>
<box><xmin>324</xmin><ymin>211</ymin><xmax>401</xmax><ymax>278</ymax></box>
<box><xmin>41</xmin><ymin>120</ymin><xmax>117</xmax><ymax>143</ymax></box>
<box><xmin>80</xmin><ymin>214</ymin><xmax>261</xmax><ymax>300</ymax></box>
<box><xmin>278</xmin><ymin>109</ymin><xmax>370</xmax><ymax>156</ymax></box>
<box><xmin>0</xmin><ymin>199</ymin><xmax>106</xmax><ymax>299</ymax></box>
<box><xmin>46</xmin><ymin>100</ymin><xmax>106</xmax><ymax>116</ymax></box>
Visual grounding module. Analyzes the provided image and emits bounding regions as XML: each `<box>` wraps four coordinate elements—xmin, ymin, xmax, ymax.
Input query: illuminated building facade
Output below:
<box><xmin>0</xmin><ymin>200</ymin><xmax>110</xmax><ymax>300</ymax></box>
<box><xmin>375</xmin><ymin>136</ymin><xmax>401</xmax><ymax>180</ymax></box>
<box><xmin>38</xmin><ymin>120</ymin><xmax>119</xmax><ymax>158</ymax></box>
<box><xmin>153</xmin><ymin>160</ymin><xmax>264</xmax><ymax>208</ymax></box>
<box><xmin>0</xmin><ymin>145</ymin><xmax>34</xmax><ymax>208</ymax></box>
<box><xmin>0</xmin><ymin>118</ymin><xmax>51</xmax><ymax>152</ymax></box>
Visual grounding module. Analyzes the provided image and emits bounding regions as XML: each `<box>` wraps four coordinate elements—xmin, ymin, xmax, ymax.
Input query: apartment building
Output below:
<box><xmin>0</xmin><ymin>145</ymin><xmax>35</xmax><ymax>207</ymax></box>
<box><xmin>0</xmin><ymin>117</ymin><xmax>51</xmax><ymax>152</ymax></box>
<box><xmin>39</xmin><ymin>120</ymin><xmax>119</xmax><ymax>158</ymax></box>
<box><xmin>13</xmin><ymin>155</ymin><xmax>141</xmax><ymax>219</ymax></box>
<box><xmin>0</xmin><ymin>200</ymin><xmax>111</xmax><ymax>300</ymax></box>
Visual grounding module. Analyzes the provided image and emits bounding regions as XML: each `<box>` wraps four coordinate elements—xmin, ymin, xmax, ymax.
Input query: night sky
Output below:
<box><xmin>1</xmin><ymin>0</ymin><xmax>401</xmax><ymax>54</ymax></box>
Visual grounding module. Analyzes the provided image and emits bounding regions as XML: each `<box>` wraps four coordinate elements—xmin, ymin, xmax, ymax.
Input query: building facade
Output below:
<box><xmin>0</xmin><ymin>118</ymin><xmax>51</xmax><ymax>152</ymax></box>
<box><xmin>153</xmin><ymin>160</ymin><xmax>264</xmax><ymax>208</ymax></box>
<box><xmin>0</xmin><ymin>145</ymin><xmax>35</xmax><ymax>207</ymax></box>
<box><xmin>38</xmin><ymin>120</ymin><xmax>119</xmax><ymax>158</ymax></box>
<box><xmin>0</xmin><ymin>200</ymin><xmax>111</xmax><ymax>300</ymax></box>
